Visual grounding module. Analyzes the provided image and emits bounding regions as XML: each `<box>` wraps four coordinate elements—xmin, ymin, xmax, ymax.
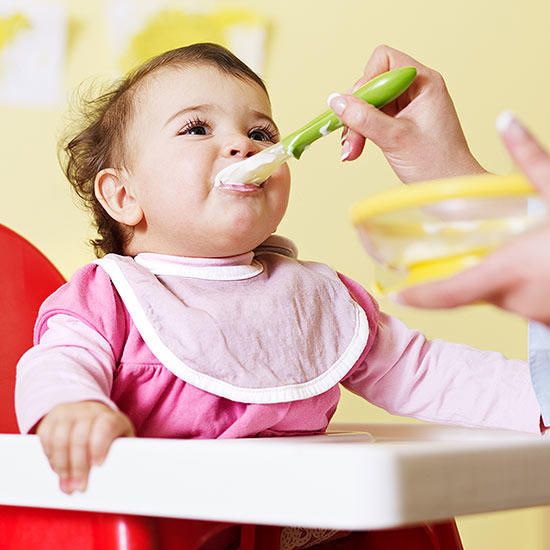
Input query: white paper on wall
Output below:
<box><xmin>106</xmin><ymin>0</ymin><xmax>268</xmax><ymax>76</ymax></box>
<box><xmin>0</xmin><ymin>0</ymin><xmax>66</xmax><ymax>108</ymax></box>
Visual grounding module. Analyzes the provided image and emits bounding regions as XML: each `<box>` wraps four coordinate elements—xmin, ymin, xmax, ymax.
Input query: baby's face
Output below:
<box><xmin>124</xmin><ymin>64</ymin><xmax>290</xmax><ymax>257</ymax></box>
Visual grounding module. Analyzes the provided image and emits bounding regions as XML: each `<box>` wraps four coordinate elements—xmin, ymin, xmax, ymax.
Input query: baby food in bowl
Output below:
<box><xmin>351</xmin><ymin>174</ymin><xmax>547</xmax><ymax>294</ymax></box>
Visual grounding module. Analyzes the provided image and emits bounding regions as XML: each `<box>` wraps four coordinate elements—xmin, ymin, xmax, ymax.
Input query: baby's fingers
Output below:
<box><xmin>68</xmin><ymin>418</ymin><xmax>93</xmax><ymax>492</ymax></box>
<box><xmin>89</xmin><ymin>411</ymin><xmax>134</xmax><ymax>467</ymax></box>
<box><xmin>36</xmin><ymin>416</ymin><xmax>53</xmax><ymax>460</ymax></box>
<box><xmin>47</xmin><ymin>421</ymin><xmax>73</xmax><ymax>493</ymax></box>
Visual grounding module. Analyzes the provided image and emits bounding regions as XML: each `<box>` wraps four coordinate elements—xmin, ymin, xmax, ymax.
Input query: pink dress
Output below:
<box><xmin>15</xmin><ymin>236</ymin><xmax>542</xmax><ymax>436</ymax></box>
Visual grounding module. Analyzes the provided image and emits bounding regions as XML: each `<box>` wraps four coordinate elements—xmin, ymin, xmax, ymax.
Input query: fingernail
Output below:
<box><xmin>496</xmin><ymin>110</ymin><xmax>525</xmax><ymax>138</ymax></box>
<box><xmin>340</xmin><ymin>128</ymin><xmax>348</xmax><ymax>145</ymax></box>
<box><xmin>327</xmin><ymin>92</ymin><xmax>347</xmax><ymax>116</ymax></box>
<box><xmin>72</xmin><ymin>478</ymin><xmax>86</xmax><ymax>492</ymax></box>
<box><xmin>340</xmin><ymin>140</ymin><xmax>351</xmax><ymax>161</ymax></box>
<box><xmin>60</xmin><ymin>478</ymin><xmax>71</xmax><ymax>493</ymax></box>
<box><xmin>73</xmin><ymin>479</ymin><xmax>86</xmax><ymax>493</ymax></box>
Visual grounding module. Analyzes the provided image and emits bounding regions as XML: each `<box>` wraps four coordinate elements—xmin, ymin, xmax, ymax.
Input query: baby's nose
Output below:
<box><xmin>224</xmin><ymin>136</ymin><xmax>260</xmax><ymax>159</ymax></box>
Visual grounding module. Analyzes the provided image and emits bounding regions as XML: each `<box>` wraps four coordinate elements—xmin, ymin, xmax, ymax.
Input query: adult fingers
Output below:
<box><xmin>396</xmin><ymin>251</ymin><xmax>514</xmax><ymax>309</ymax></box>
<box><xmin>329</xmin><ymin>94</ymin><xmax>410</xmax><ymax>153</ymax></box>
<box><xmin>344</xmin><ymin>45</ymin><xmax>397</xmax><ymax>147</ymax></box>
<box><xmin>337</xmin><ymin>125</ymin><xmax>365</xmax><ymax>162</ymax></box>
<box><xmin>353</xmin><ymin>44</ymin><xmax>394</xmax><ymax>88</ymax></box>
<box><xmin>342</xmin><ymin>130</ymin><xmax>366</xmax><ymax>162</ymax></box>
<box><xmin>497</xmin><ymin>112</ymin><xmax>550</xmax><ymax>199</ymax></box>
<box><xmin>335</xmin><ymin>46</ymin><xmax>426</xmax><ymax>163</ymax></box>
<box><xmin>357</xmin><ymin>44</ymin><xmax>421</xmax><ymax>88</ymax></box>
<box><xmin>342</xmin><ymin>45</ymin><xmax>416</xmax><ymax>161</ymax></box>
<box><xmin>329</xmin><ymin>95</ymin><xmax>374</xmax><ymax>160</ymax></box>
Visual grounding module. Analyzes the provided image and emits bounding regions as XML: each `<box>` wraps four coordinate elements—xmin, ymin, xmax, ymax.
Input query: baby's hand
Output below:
<box><xmin>36</xmin><ymin>401</ymin><xmax>135</xmax><ymax>494</ymax></box>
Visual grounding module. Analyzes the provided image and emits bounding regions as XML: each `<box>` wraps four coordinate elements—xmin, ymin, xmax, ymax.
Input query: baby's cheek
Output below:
<box><xmin>278</xmin><ymin>163</ymin><xmax>291</xmax><ymax>186</ymax></box>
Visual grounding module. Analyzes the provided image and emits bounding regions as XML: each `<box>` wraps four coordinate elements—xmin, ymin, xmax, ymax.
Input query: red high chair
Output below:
<box><xmin>0</xmin><ymin>223</ymin><xmax>463</xmax><ymax>549</ymax></box>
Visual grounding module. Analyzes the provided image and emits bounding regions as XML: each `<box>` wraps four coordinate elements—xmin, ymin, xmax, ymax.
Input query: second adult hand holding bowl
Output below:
<box><xmin>351</xmin><ymin>173</ymin><xmax>547</xmax><ymax>295</ymax></box>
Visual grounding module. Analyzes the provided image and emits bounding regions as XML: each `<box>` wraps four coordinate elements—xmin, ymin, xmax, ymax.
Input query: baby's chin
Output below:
<box><xmin>211</xmin><ymin>228</ymin><xmax>276</xmax><ymax>256</ymax></box>
<box><xmin>182</xmin><ymin>231</ymin><xmax>272</xmax><ymax>258</ymax></box>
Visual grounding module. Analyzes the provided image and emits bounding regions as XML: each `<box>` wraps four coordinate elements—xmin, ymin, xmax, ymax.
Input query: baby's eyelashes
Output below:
<box><xmin>248</xmin><ymin>125</ymin><xmax>278</xmax><ymax>143</ymax></box>
<box><xmin>178</xmin><ymin>116</ymin><xmax>211</xmax><ymax>136</ymax></box>
<box><xmin>177</xmin><ymin>117</ymin><xmax>278</xmax><ymax>144</ymax></box>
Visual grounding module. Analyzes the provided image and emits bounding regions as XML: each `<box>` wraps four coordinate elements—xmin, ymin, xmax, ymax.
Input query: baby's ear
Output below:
<box><xmin>94</xmin><ymin>168</ymin><xmax>143</xmax><ymax>226</ymax></box>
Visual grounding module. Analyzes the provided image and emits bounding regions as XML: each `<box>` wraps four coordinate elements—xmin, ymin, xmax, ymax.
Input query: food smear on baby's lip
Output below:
<box><xmin>214</xmin><ymin>142</ymin><xmax>287</xmax><ymax>187</ymax></box>
<box><xmin>215</xmin><ymin>182</ymin><xmax>264</xmax><ymax>193</ymax></box>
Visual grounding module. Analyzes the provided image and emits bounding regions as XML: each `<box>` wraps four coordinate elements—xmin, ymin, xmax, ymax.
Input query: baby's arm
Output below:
<box><xmin>342</xmin><ymin>310</ymin><xmax>541</xmax><ymax>433</ymax></box>
<box><xmin>16</xmin><ymin>314</ymin><xmax>134</xmax><ymax>493</ymax></box>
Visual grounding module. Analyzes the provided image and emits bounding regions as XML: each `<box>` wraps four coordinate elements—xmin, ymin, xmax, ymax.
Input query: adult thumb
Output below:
<box><xmin>497</xmin><ymin>111</ymin><xmax>550</xmax><ymax>200</ymax></box>
<box><xmin>328</xmin><ymin>93</ymin><xmax>408</xmax><ymax>151</ymax></box>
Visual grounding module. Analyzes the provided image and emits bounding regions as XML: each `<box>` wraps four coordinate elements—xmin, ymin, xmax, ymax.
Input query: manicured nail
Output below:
<box><xmin>496</xmin><ymin>111</ymin><xmax>526</xmax><ymax>138</ymax></box>
<box><xmin>340</xmin><ymin>128</ymin><xmax>348</xmax><ymax>145</ymax></box>
<box><xmin>327</xmin><ymin>92</ymin><xmax>347</xmax><ymax>116</ymax></box>
<box><xmin>341</xmin><ymin>140</ymin><xmax>351</xmax><ymax>161</ymax></box>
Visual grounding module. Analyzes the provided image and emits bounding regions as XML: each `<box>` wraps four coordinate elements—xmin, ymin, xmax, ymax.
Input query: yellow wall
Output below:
<box><xmin>2</xmin><ymin>1</ymin><xmax>549</xmax><ymax>547</ymax></box>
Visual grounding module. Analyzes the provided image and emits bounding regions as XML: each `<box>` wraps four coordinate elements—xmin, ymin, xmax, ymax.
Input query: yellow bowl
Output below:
<box><xmin>351</xmin><ymin>173</ymin><xmax>546</xmax><ymax>293</ymax></box>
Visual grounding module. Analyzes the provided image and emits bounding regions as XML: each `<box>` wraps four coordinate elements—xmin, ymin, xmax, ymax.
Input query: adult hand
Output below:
<box><xmin>328</xmin><ymin>45</ymin><xmax>486</xmax><ymax>183</ymax></box>
<box><xmin>36</xmin><ymin>401</ymin><xmax>135</xmax><ymax>494</ymax></box>
<box><xmin>397</xmin><ymin>113</ymin><xmax>550</xmax><ymax>326</ymax></box>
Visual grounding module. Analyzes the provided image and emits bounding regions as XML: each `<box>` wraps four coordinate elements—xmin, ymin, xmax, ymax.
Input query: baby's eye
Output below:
<box><xmin>184</xmin><ymin>125</ymin><xmax>207</xmax><ymax>136</ymax></box>
<box><xmin>178</xmin><ymin>117</ymin><xmax>210</xmax><ymax>136</ymax></box>
<box><xmin>249</xmin><ymin>126</ymin><xmax>278</xmax><ymax>143</ymax></box>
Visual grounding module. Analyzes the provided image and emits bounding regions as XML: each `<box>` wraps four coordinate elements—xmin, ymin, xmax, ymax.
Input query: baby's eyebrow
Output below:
<box><xmin>250</xmin><ymin>110</ymin><xmax>279</xmax><ymax>133</ymax></box>
<box><xmin>164</xmin><ymin>104</ymin><xmax>213</xmax><ymax>127</ymax></box>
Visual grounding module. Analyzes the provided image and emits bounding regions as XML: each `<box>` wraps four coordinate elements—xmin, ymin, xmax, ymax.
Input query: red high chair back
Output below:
<box><xmin>0</xmin><ymin>224</ymin><xmax>238</xmax><ymax>549</ymax></box>
<box><xmin>0</xmin><ymin>223</ymin><xmax>463</xmax><ymax>549</ymax></box>
<box><xmin>0</xmin><ymin>224</ymin><xmax>65</xmax><ymax>433</ymax></box>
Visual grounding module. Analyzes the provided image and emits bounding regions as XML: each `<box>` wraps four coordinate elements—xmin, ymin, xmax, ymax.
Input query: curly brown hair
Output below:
<box><xmin>60</xmin><ymin>43</ymin><xmax>268</xmax><ymax>257</ymax></box>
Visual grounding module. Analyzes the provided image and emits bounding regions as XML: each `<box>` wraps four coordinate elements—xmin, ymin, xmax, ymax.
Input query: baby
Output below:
<box><xmin>16</xmin><ymin>43</ymin><xmax>541</xmax><ymax>498</ymax></box>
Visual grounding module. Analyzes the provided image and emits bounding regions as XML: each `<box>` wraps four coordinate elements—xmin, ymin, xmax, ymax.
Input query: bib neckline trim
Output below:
<box><xmin>133</xmin><ymin>252</ymin><xmax>263</xmax><ymax>281</ymax></box>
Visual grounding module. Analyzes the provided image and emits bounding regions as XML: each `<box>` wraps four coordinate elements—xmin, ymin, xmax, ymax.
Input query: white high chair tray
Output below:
<box><xmin>1</xmin><ymin>423</ymin><xmax>549</xmax><ymax>529</ymax></box>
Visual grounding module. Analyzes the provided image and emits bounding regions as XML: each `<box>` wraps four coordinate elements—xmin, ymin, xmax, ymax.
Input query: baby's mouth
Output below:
<box><xmin>214</xmin><ymin>158</ymin><xmax>269</xmax><ymax>189</ymax></box>
<box><xmin>213</xmin><ymin>178</ymin><xmax>267</xmax><ymax>191</ymax></box>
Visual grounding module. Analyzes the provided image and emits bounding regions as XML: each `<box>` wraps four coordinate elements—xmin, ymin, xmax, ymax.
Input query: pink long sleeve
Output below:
<box><xmin>15</xmin><ymin>314</ymin><xmax>118</xmax><ymax>434</ymax></box>
<box><xmin>342</xmin><ymin>310</ymin><xmax>542</xmax><ymax>433</ymax></box>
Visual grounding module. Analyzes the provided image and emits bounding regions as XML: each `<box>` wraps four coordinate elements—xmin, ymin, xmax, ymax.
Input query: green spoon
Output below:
<box><xmin>214</xmin><ymin>66</ymin><xmax>417</xmax><ymax>187</ymax></box>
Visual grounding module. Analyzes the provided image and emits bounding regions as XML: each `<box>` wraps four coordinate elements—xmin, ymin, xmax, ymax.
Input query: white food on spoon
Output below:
<box><xmin>214</xmin><ymin>143</ymin><xmax>288</xmax><ymax>187</ymax></box>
